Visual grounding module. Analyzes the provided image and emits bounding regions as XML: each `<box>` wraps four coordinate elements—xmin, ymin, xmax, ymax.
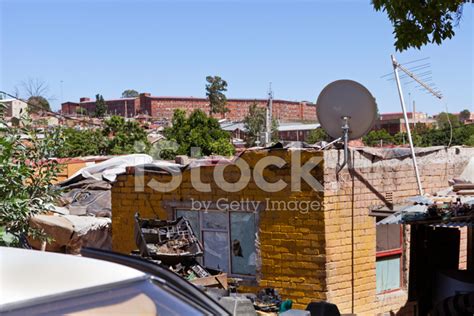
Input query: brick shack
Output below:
<box><xmin>110</xmin><ymin>146</ymin><xmax>474</xmax><ymax>314</ymax></box>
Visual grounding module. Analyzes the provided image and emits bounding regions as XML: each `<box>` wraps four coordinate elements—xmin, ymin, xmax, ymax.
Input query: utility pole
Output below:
<box><xmin>265</xmin><ymin>82</ymin><xmax>273</xmax><ymax>146</ymax></box>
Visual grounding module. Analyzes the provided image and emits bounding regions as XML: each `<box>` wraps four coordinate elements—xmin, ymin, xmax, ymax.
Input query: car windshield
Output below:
<box><xmin>3</xmin><ymin>277</ymin><xmax>205</xmax><ymax>316</ymax></box>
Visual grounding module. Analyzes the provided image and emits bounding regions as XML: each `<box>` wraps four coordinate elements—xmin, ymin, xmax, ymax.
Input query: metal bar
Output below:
<box><xmin>391</xmin><ymin>55</ymin><xmax>424</xmax><ymax>195</ymax></box>
<box><xmin>396</xmin><ymin>61</ymin><xmax>442</xmax><ymax>99</ymax></box>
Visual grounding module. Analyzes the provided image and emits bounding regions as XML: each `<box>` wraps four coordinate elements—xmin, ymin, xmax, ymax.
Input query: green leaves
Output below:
<box><xmin>372</xmin><ymin>0</ymin><xmax>464</xmax><ymax>51</ymax></box>
<box><xmin>206</xmin><ymin>76</ymin><xmax>229</xmax><ymax>115</ymax></box>
<box><xmin>94</xmin><ymin>94</ymin><xmax>107</xmax><ymax>118</ymax></box>
<box><xmin>163</xmin><ymin>109</ymin><xmax>235</xmax><ymax>158</ymax></box>
<box><xmin>58</xmin><ymin>116</ymin><xmax>150</xmax><ymax>157</ymax></box>
<box><xmin>0</xmin><ymin>115</ymin><xmax>62</xmax><ymax>244</ymax></box>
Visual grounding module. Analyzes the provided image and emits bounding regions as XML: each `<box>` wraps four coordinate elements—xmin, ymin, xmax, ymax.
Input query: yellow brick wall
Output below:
<box><xmin>322</xmin><ymin>148</ymin><xmax>474</xmax><ymax>315</ymax></box>
<box><xmin>112</xmin><ymin>149</ymin><xmax>326</xmax><ymax>309</ymax></box>
<box><xmin>111</xmin><ymin>147</ymin><xmax>474</xmax><ymax>313</ymax></box>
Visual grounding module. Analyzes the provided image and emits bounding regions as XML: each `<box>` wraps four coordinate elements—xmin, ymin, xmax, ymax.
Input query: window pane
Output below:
<box><xmin>202</xmin><ymin>211</ymin><xmax>227</xmax><ymax>230</ymax></box>
<box><xmin>376</xmin><ymin>223</ymin><xmax>401</xmax><ymax>252</ymax></box>
<box><xmin>176</xmin><ymin>209</ymin><xmax>200</xmax><ymax>240</ymax></box>
<box><xmin>376</xmin><ymin>256</ymin><xmax>401</xmax><ymax>293</ymax></box>
<box><xmin>203</xmin><ymin>231</ymin><xmax>229</xmax><ymax>272</ymax></box>
<box><xmin>230</xmin><ymin>212</ymin><xmax>256</xmax><ymax>275</ymax></box>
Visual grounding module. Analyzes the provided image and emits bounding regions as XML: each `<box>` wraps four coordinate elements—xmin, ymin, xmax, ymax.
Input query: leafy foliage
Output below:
<box><xmin>163</xmin><ymin>109</ymin><xmax>234</xmax><ymax>158</ymax></box>
<box><xmin>206</xmin><ymin>76</ymin><xmax>228</xmax><ymax>115</ymax></box>
<box><xmin>57</xmin><ymin>116</ymin><xmax>150</xmax><ymax>157</ymax></box>
<box><xmin>243</xmin><ymin>103</ymin><xmax>265</xmax><ymax>147</ymax></box>
<box><xmin>103</xmin><ymin>116</ymin><xmax>150</xmax><ymax>155</ymax></box>
<box><xmin>94</xmin><ymin>94</ymin><xmax>107</xmax><ymax>118</ymax></box>
<box><xmin>459</xmin><ymin>109</ymin><xmax>471</xmax><ymax>122</ymax></box>
<box><xmin>27</xmin><ymin>96</ymin><xmax>50</xmax><ymax>112</ymax></box>
<box><xmin>59</xmin><ymin>128</ymin><xmax>108</xmax><ymax>157</ymax></box>
<box><xmin>436</xmin><ymin>112</ymin><xmax>461</xmax><ymax>129</ymax></box>
<box><xmin>243</xmin><ymin>103</ymin><xmax>278</xmax><ymax>147</ymax></box>
<box><xmin>0</xmin><ymin>105</ymin><xmax>62</xmax><ymax>246</ymax></box>
<box><xmin>121</xmin><ymin>89</ymin><xmax>139</xmax><ymax>98</ymax></box>
<box><xmin>307</xmin><ymin>128</ymin><xmax>330</xmax><ymax>144</ymax></box>
<box><xmin>363</xmin><ymin>124</ymin><xmax>474</xmax><ymax>147</ymax></box>
<box><xmin>372</xmin><ymin>0</ymin><xmax>464</xmax><ymax>51</ymax></box>
<box><xmin>363</xmin><ymin>129</ymin><xmax>395</xmax><ymax>146</ymax></box>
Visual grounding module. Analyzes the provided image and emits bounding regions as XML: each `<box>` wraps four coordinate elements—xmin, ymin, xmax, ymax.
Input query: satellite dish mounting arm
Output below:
<box><xmin>336</xmin><ymin>116</ymin><xmax>350</xmax><ymax>174</ymax></box>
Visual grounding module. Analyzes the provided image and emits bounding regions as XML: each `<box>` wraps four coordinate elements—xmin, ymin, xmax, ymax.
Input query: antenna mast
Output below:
<box><xmin>265</xmin><ymin>82</ymin><xmax>273</xmax><ymax>146</ymax></box>
<box><xmin>391</xmin><ymin>55</ymin><xmax>443</xmax><ymax>196</ymax></box>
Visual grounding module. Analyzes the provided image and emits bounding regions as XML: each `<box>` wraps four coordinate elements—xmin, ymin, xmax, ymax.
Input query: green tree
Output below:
<box><xmin>76</xmin><ymin>107</ymin><xmax>87</xmax><ymax>116</ymax></box>
<box><xmin>243</xmin><ymin>103</ymin><xmax>266</xmax><ymax>147</ymax></box>
<box><xmin>459</xmin><ymin>109</ymin><xmax>471</xmax><ymax>122</ymax></box>
<box><xmin>94</xmin><ymin>94</ymin><xmax>107</xmax><ymax>118</ymax></box>
<box><xmin>243</xmin><ymin>103</ymin><xmax>278</xmax><ymax>147</ymax></box>
<box><xmin>307</xmin><ymin>128</ymin><xmax>330</xmax><ymax>144</ymax></box>
<box><xmin>372</xmin><ymin>0</ymin><xmax>465</xmax><ymax>51</ymax></box>
<box><xmin>163</xmin><ymin>109</ymin><xmax>234</xmax><ymax>158</ymax></box>
<box><xmin>0</xmin><ymin>105</ymin><xmax>62</xmax><ymax>246</ymax></box>
<box><xmin>27</xmin><ymin>96</ymin><xmax>50</xmax><ymax>112</ymax></box>
<box><xmin>436</xmin><ymin>112</ymin><xmax>460</xmax><ymax>129</ymax></box>
<box><xmin>362</xmin><ymin>129</ymin><xmax>395</xmax><ymax>147</ymax></box>
<box><xmin>103</xmin><ymin>116</ymin><xmax>150</xmax><ymax>155</ymax></box>
<box><xmin>121</xmin><ymin>89</ymin><xmax>139</xmax><ymax>98</ymax></box>
<box><xmin>206</xmin><ymin>76</ymin><xmax>228</xmax><ymax>115</ymax></box>
<box><xmin>58</xmin><ymin>128</ymin><xmax>108</xmax><ymax>157</ymax></box>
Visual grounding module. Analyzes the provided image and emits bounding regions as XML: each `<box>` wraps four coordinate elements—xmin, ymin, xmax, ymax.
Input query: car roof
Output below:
<box><xmin>0</xmin><ymin>247</ymin><xmax>145</xmax><ymax>306</ymax></box>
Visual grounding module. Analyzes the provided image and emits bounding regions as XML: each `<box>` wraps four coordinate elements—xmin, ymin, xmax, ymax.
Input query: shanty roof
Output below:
<box><xmin>219</xmin><ymin>121</ymin><xmax>320</xmax><ymax>133</ymax></box>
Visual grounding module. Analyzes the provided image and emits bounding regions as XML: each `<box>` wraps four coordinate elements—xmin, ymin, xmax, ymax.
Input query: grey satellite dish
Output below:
<box><xmin>316</xmin><ymin>80</ymin><xmax>377</xmax><ymax>172</ymax></box>
<box><xmin>317</xmin><ymin>80</ymin><xmax>377</xmax><ymax>140</ymax></box>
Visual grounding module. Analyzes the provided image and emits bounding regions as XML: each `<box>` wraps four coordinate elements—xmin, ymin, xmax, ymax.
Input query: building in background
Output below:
<box><xmin>374</xmin><ymin>111</ymin><xmax>436</xmax><ymax>134</ymax></box>
<box><xmin>61</xmin><ymin>93</ymin><xmax>317</xmax><ymax>122</ymax></box>
<box><xmin>0</xmin><ymin>98</ymin><xmax>28</xmax><ymax>119</ymax></box>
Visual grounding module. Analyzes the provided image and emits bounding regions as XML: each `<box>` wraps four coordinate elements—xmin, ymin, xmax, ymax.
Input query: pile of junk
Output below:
<box><xmin>132</xmin><ymin>213</ymin><xmax>229</xmax><ymax>290</ymax></box>
<box><xmin>27</xmin><ymin>155</ymin><xmax>157</xmax><ymax>254</ymax></box>
<box><xmin>132</xmin><ymin>213</ymin><xmax>317</xmax><ymax>316</ymax></box>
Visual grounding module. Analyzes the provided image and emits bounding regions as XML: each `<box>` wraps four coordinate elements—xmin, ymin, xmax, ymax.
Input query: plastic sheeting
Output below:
<box><xmin>60</xmin><ymin>154</ymin><xmax>153</xmax><ymax>185</ymax></box>
<box><xmin>356</xmin><ymin>146</ymin><xmax>445</xmax><ymax>160</ymax></box>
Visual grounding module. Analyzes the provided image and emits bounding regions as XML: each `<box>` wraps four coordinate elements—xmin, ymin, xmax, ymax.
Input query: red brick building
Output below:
<box><xmin>373</xmin><ymin>111</ymin><xmax>436</xmax><ymax>135</ymax></box>
<box><xmin>61</xmin><ymin>93</ymin><xmax>317</xmax><ymax>122</ymax></box>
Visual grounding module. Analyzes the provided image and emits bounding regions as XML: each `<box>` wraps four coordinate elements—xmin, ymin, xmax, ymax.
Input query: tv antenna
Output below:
<box><xmin>390</xmin><ymin>55</ymin><xmax>443</xmax><ymax>196</ymax></box>
<box><xmin>316</xmin><ymin>80</ymin><xmax>378</xmax><ymax>174</ymax></box>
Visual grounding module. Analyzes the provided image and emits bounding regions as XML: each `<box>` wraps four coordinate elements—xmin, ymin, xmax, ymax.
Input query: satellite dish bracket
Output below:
<box><xmin>336</xmin><ymin>116</ymin><xmax>350</xmax><ymax>174</ymax></box>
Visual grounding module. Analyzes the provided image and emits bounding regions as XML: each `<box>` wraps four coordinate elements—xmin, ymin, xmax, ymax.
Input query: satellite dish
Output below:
<box><xmin>316</xmin><ymin>80</ymin><xmax>377</xmax><ymax>140</ymax></box>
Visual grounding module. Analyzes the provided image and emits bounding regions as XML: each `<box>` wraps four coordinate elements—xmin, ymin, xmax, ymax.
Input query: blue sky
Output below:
<box><xmin>1</xmin><ymin>0</ymin><xmax>472</xmax><ymax>114</ymax></box>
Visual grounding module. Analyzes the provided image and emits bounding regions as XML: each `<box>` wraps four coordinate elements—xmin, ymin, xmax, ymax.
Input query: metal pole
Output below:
<box><xmin>266</xmin><ymin>82</ymin><xmax>273</xmax><ymax>145</ymax></box>
<box><xmin>391</xmin><ymin>55</ymin><xmax>424</xmax><ymax>195</ymax></box>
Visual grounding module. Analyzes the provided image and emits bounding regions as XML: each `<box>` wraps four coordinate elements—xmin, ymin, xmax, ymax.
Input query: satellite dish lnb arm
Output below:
<box><xmin>336</xmin><ymin>116</ymin><xmax>350</xmax><ymax>174</ymax></box>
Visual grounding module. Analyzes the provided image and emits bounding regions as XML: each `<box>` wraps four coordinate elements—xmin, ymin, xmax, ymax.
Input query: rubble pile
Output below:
<box><xmin>134</xmin><ymin>214</ymin><xmax>227</xmax><ymax>289</ymax></box>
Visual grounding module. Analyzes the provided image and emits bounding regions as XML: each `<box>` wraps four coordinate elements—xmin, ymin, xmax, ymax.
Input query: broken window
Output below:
<box><xmin>230</xmin><ymin>212</ymin><xmax>256</xmax><ymax>275</ymax></box>
<box><xmin>376</xmin><ymin>218</ymin><xmax>402</xmax><ymax>293</ymax></box>
<box><xmin>175</xmin><ymin>209</ymin><xmax>256</xmax><ymax>276</ymax></box>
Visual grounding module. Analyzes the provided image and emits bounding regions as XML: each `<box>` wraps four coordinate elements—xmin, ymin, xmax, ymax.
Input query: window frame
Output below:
<box><xmin>375</xmin><ymin>219</ymin><xmax>404</xmax><ymax>294</ymax></box>
<box><xmin>174</xmin><ymin>208</ymin><xmax>258</xmax><ymax>278</ymax></box>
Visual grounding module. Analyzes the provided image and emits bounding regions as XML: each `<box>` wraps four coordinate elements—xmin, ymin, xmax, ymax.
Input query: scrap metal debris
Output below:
<box><xmin>134</xmin><ymin>213</ymin><xmax>228</xmax><ymax>289</ymax></box>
